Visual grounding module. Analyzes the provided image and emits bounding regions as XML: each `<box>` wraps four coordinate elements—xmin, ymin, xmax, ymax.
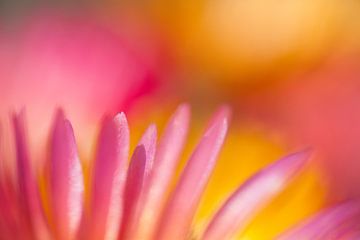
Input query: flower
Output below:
<box><xmin>0</xmin><ymin>104</ymin><xmax>359</xmax><ymax>240</ymax></box>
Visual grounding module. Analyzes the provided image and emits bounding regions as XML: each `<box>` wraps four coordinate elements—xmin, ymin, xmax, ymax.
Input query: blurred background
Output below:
<box><xmin>1</xmin><ymin>0</ymin><xmax>360</xmax><ymax>238</ymax></box>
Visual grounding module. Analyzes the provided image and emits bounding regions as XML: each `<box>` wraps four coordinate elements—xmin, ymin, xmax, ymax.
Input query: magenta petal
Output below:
<box><xmin>201</xmin><ymin>150</ymin><xmax>311</xmax><ymax>240</ymax></box>
<box><xmin>205</xmin><ymin>105</ymin><xmax>231</xmax><ymax>129</ymax></box>
<box><xmin>0</xmin><ymin>172</ymin><xmax>17</xmax><ymax>238</ymax></box>
<box><xmin>156</xmin><ymin>108</ymin><xmax>229</xmax><ymax>240</ymax></box>
<box><xmin>119</xmin><ymin>124</ymin><xmax>157</xmax><ymax>240</ymax></box>
<box><xmin>277</xmin><ymin>201</ymin><xmax>360</xmax><ymax>240</ymax></box>
<box><xmin>13</xmin><ymin>111</ymin><xmax>49</xmax><ymax>240</ymax></box>
<box><xmin>133</xmin><ymin>103</ymin><xmax>191</xmax><ymax>240</ymax></box>
<box><xmin>81</xmin><ymin>113</ymin><xmax>129</xmax><ymax>240</ymax></box>
<box><xmin>49</xmin><ymin>110</ymin><xmax>84</xmax><ymax>239</ymax></box>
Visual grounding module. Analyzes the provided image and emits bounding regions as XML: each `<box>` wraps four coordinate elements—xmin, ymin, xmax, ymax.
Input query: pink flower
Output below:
<box><xmin>0</xmin><ymin>104</ymin><xmax>358</xmax><ymax>239</ymax></box>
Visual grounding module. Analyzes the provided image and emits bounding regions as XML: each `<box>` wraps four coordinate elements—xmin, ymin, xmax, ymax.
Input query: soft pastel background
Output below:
<box><xmin>1</xmin><ymin>0</ymin><xmax>360</xmax><ymax>238</ymax></box>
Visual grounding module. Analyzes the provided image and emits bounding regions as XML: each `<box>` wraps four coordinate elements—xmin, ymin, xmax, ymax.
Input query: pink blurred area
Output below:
<box><xmin>243</xmin><ymin>55</ymin><xmax>360</xmax><ymax>198</ymax></box>
<box><xmin>0</xmin><ymin>9</ymin><xmax>162</xmax><ymax>160</ymax></box>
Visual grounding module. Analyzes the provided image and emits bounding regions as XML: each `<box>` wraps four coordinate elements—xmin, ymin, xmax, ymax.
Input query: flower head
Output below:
<box><xmin>0</xmin><ymin>105</ymin><xmax>359</xmax><ymax>240</ymax></box>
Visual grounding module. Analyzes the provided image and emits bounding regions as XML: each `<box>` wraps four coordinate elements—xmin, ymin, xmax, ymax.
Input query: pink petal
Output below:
<box><xmin>132</xmin><ymin>103</ymin><xmax>191</xmax><ymax>240</ymax></box>
<box><xmin>334</xmin><ymin>229</ymin><xmax>360</xmax><ymax>240</ymax></box>
<box><xmin>205</xmin><ymin>105</ymin><xmax>231</xmax><ymax>129</ymax></box>
<box><xmin>119</xmin><ymin>124</ymin><xmax>157</xmax><ymax>239</ymax></box>
<box><xmin>79</xmin><ymin>113</ymin><xmax>129</xmax><ymax>240</ymax></box>
<box><xmin>277</xmin><ymin>201</ymin><xmax>360</xmax><ymax>240</ymax></box>
<box><xmin>0</xmin><ymin>149</ymin><xmax>26</xmax><ymax>240</ymax></box>
<box><xmin>156</xmin><ymin>108</ymin><xmax>229</xmax><ymax>240</ymax></box>
<box><xmin>0</xmin><ymin>177</ymin><xmax>29</xmax><ymax>240</ymax></box>
<box><xmin>325</xmin><ymin>220</ymin><xmax>360</xmax><ymax>239</ymax></box>
<box><xmin>201</xmin><ymin>150</ymin><xmax>311</xmax><ymax>240</ymax></box>
<box><xmin>13</xmin><ymin>111</ymin><xmax>50</xmax><ymax>240</ymax></box>
<box><xmin>0</xmin><ymin>173</ymin><xmax>15</xmax><ymax>238</ymax></box>
<box><xmin>48</xmin><ymin>110</ymin><xmax>84</xmax><ymax>239</ymax></box>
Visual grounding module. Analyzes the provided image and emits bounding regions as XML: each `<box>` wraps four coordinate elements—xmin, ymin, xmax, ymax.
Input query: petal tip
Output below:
<box><xmin>269</xmin><ymin>148</ymin><xmax>313</xmax><ymax>179</ymax></box>
<box><xmin>114</xmin><ymin>112</ymin><xmax>127</xmax><ymax>123</ymax></box>
<box><xmin>174</xmin><ymin>103</ymin><xmax>191</xmax><ymax>123</ymax></box>
<box><xmin>205</xmin><ymin>113</ymin><xmax>229</xmax><ymax>139</ymax></box>
<box><xmin>286</xmin><ymin>148</ymin><xmax>313</xmax><ymax>167</ymax></box>
<box><xmin>139</xmin><ymin>123</ymin><xmax>158</xmax><ymax>147</ymax></box>
<box><xmin>177</xmin><ymin>103</ymin><xmax>191</xmax><ymax>113</ymax></box>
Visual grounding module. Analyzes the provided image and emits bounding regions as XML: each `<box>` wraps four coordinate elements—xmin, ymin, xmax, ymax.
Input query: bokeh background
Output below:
<box><xmin>1</xmin><ymin>0</ymin><xmax>360</xmax><ymax>238</ymax></box>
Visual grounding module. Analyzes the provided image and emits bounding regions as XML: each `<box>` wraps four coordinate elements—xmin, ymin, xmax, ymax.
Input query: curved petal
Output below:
<box><xmin>277</xmin><ymin>201</ymin><xmax>360</xmax><ymax>240</ymax></box>
<box><xmin>201</xmin><ymin>150</ymin><xmax>311</xmax><ymax>240</ymax></box>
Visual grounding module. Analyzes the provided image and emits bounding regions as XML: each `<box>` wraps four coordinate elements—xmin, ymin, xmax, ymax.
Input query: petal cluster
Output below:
<box><xmin>0</xmin><ymin>105</ymin><xmax>359</xmax><ymax>240</ymax></box>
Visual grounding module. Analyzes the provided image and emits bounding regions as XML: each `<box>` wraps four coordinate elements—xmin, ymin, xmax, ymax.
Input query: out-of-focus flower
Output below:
<box><xmin>0</xmin><ymin>9</ymin><xmax>157</xmax><ymax>159</ymax></box>
<box><xmin>0</xmin><ymin>105</ymin><xmax>359</xmax><ymax>240</ymax></box>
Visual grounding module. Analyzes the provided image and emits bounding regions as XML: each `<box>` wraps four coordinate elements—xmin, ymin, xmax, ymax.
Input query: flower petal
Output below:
<box><xmin>119</xmin><ymin>124</ymin><xmax>157</xmax><ymax>239</ymax></box>
<box><xmin>0</xmin><ymin>171</ymin><xmax>18</xmax><ymax>238</ymax></box>
<box><xmin>132</xmin><ymin>103</ymin><xmax>191</xmax><ymax>240</ymax></box>
<box><xmin>13</xmin><ymin>111</ymin><xmax>50</xmax><ymax>240</ymax></box>
<box><xmin>48</xmin><ymin>110</ymin><xmax>84</xmax><ymax>239</ymax></box>
<box><xmin>277</xmin><ymin>201</ymin><xmax>360</xmax><ymax>240</ymax></box>
<box><xmin>79</xmin><ymin>113</ymin><xmax>129</xmax><ymax>240</ymax></box>
<box><xmin>156</xmin><ymin>107</ymin><xmax>229</xmax><ymax>240</ymax></box>
<box><xmin>201</xmin><ymin>150</ymin><xmax>311</xmax><ymax>240</ymax></box>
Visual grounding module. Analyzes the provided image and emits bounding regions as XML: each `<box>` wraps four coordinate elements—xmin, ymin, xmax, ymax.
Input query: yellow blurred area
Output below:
<box><xmin>128</xmin><ymin>102</ymin><xmax>327</xmax><ymax>239</ymax></box>
<box><xmin>146</xmin><ymin>0</ymin><xmax>360</xmax><ymax>84</ymax></box>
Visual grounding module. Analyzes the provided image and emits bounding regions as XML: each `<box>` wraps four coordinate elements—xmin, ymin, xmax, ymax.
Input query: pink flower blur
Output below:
<box><xmin>0</xmin><ymin>10</ymin><xmax>156</xmax><ymax>156</ymax></box>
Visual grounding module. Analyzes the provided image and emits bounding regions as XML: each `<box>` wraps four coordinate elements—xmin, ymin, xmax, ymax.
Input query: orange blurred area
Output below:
<box><xmin>144</xmin><ymin>0</ymin><xmax>360</xmax><ymax>85</ymax></box>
